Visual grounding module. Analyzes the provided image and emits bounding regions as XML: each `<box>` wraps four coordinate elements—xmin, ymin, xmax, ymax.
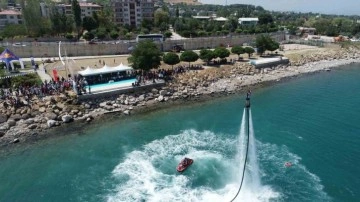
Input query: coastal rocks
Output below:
<box><xmin>123</xmin><ymin>110</ymin><xmax>130</xmax><ymax>115</ymax></box>
<box><xmin>156</xmin><ymin>95</ymin><xmax>165</xmax><ymax>102</ymax></box>
<box><xmin>47</xmin><ymin>120</ymin><xmax>57</xmax><ymax>128</ymax></box>
<box><xmin>45</xmin><ymin>112</ymin><xmax>57</xmax><ymax>120</ymax></box>
<box><xmin>10</xmin><ymin>114</ymin><xmax>22</xmax><ymax>121</ymax></box>
<box><xmin>0</xmin><ymin>123</ymin><xmax>10</xmax><ymax>131</ymax></box>
<box><xmin>61</xmin><ymin>114</ymin><xmax>73</xmax><ymax>123</ymax></box>
<box><xmin>159</xmin><ymin>90</ymin><xmax>167</xmax><ymax>96</ymax></box>
<box><xmin>151</xmin><ymin>88</ymin><xmax>159</xmax><ymax>94</ymax></box>
<box><xmin>23</xmin><ymin>118</ymin><xmax>35</xmax><ymax>125</ymax></box>
<box><xmin>0</xmin><ymin>114</ymin><xmax>7</xmax><ymax>124</ymax></box>
<box><xmin>28</xmin><ymin>124</ymin><xmax>37</xmax><ymax>130</ymax></box>
<box><xmin>39</xmin><ymin>107</ymin><xmax>46</xmax><ymax>113</ymax></box>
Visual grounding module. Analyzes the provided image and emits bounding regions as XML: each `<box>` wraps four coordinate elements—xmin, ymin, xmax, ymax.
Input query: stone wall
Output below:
<box><xmin>9</xmin><ymin>32</ymin><xmax>286</xmax><ymax>58</ymax></box>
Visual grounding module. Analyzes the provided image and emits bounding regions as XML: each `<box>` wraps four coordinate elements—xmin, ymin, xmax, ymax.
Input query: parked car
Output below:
<box><xmin>12</xmin><ymin>43</ymin><xmax>26</xmax><ymax>47</ymax></box>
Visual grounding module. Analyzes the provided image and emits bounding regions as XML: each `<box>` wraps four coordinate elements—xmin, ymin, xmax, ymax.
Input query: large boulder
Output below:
<box><xmin>28</xmin><ymin>124</ymin><xmax>37</xmax><ymax>130</ymax></box>
<box><xmin>151</xmin><ymin>88</ymin><xmax>159</xmax><ymax>94</ymax></box>
<box><xmin>7</xmin><ymin>119</ymin><xmax>16</xmax><ymax>127</ymax></box>
<box><xmin>21</xmin><ymin>113</ymin><xmax>30</xmax><ymax>120</ymax></box>
<box><xmin>0</xmin><ymin>123</ymin><xmax>10</xmax><ymax>131</ymax></box>
<box><xmin>159</xmin><ymin>90</ymin><xmax>167</xmax><ymax>96</ymax></box>
<box><xmin>45</xmin><ymin>112</ymin><xmax>57</xmax><ymax>120</ymax></box>
<box><xmin>157</xmin><ymin>95</ymin><xmax>164</xmax><ymax>102</ymax></box>
<box><xmin>61</xmin><ymin>114</ymin><xmax>73</xmax><ymax>123</ymax></box>
<box><xmin>24</xmin><ymin>118</ymin><xmax>35</xmax><ymax>125</ymax></box>
<box><xmin>39</xmin><ymin>107</ymin><xmax>46</xmax><ymax>113</ymax></box>
<box><xmin>56</xmin><ymin>103</ymin><xmax>65</xmax><ymax>110</ymax></box>
<box><xmin>0</xmin><ymin>114</ymin><xmax>7</xmax><ymax>124</ymax></box>
<box><xmin>47</xmin><ymin>120</ymin><xmax>57</xmax><ymax>128</ymax></box>
<box><xmin>10</xmin><ymin>114</ymin><xmax>22</xmax><ymax>121</ymax></box>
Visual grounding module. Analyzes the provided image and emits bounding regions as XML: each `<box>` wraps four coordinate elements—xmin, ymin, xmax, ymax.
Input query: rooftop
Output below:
<box><xmin>238</xmin><ymin>17</ymin><xmax>259</xmax><ymax>21</ymax></box>
<box><xmin>0</xmin><ymin>9</ymin><xmax>21</xmax><ymax>15</ymax></box>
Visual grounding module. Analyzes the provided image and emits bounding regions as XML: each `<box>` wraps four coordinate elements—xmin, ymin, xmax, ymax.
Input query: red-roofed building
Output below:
<box><xmin>0</xmin><ymin>9</ymin><xmax>22</xmax><ymax>30</ymax></box>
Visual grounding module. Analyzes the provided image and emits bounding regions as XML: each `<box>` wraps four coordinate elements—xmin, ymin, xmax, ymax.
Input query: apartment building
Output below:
<box><xmin>0</xmin><ymin>9</ymin><xmax>22</xmax><ymax>30</ymax></box>
<box><xmin>55</xmin><ymin>2</ymin><xmax>102</xmax><ymax>18</ymax></box>
<box><xmin>111</xmin><ymin>0</ymin><xmax>154</xmax><ymax>27</ymax></box>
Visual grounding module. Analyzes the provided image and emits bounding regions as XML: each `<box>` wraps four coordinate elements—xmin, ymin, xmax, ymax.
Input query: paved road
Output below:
<box><xmin>36</xmin><ymin>64</ymin><xmax>52</xmax><ymax>82</ymax></box>
<box><xmin>169</xmin><ymin>26</ymin><xmax>187</xmax><ymax>40</ymax></box>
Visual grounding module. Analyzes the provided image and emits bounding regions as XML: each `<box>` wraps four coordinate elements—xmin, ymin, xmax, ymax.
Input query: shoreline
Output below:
<box><xmin>1</xmin><ymin>46</ymin><xmax>360</xmax><ymax>153</ymax></box>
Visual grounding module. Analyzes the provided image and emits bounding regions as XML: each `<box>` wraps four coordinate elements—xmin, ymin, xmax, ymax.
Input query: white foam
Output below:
<box><xmin>106</xmin><ymin>128</ymin><xmax>280</xmax><ymax>202</ymax></box>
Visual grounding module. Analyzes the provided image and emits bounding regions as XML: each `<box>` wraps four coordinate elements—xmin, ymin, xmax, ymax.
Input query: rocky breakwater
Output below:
<box><xmin>0</xmin><ymin>93</ymin><xmax>92</xmax><ymax>146</ymax></box>
<box><xmin>290</xmin><ymin>46</ymin><xmax>360</xmax><ymax>66</ymax></box>
<box><xmin>1</xmin><ymin>46</ymin><xmax>360</xmax><ymax>147</ymax></box>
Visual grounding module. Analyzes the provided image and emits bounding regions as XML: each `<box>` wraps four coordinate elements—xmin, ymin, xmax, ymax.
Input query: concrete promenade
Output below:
<box><xmin>36</xmin><ymin>64</ymin><xmax>52</xmax><ymax>82</ymax></box>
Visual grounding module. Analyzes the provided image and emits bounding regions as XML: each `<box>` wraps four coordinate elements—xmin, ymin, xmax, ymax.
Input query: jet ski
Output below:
<box><xmin>177</xmin><ymin>157</ymin><xmax>193</xmax><ymax>172</ymax></box>
<box><xmin>284</xmin><ymin>162</ymin><xmax>292</xmax><ymax>167</ymax></box>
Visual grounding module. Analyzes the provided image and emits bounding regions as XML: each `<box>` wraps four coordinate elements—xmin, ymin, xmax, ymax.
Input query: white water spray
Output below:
<box><xmin>247</xmin><ymin>109</ymin><xmax>261</xmax><ymax>189</ymax></box>
<box><xmin>231</xmin><ymin>108</ymin><xmax>262</xmax><ymax>201</ymax></box>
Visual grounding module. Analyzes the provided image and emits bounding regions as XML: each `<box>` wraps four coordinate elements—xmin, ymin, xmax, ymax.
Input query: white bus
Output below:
<box><xmin>136</xmin><ymin>34</ymin><xmax>164</xmax><ymax>43</ymax></box>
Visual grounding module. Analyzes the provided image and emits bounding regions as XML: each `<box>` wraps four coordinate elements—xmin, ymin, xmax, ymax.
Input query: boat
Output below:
<box><xmin>177</xmin><ymin>157</ymin><xmax>193</xmax><ymax>172</ymax></box>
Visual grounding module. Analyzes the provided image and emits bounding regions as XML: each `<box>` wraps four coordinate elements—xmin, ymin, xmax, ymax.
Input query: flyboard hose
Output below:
<box><xmin>230</xmin><ymin>107</ymin><xmax>250</xmax><ymax>202</ymax></box>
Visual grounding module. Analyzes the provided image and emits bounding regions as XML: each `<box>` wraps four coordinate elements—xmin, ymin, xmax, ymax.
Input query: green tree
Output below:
<box><xmin>82</xmin><ymin>16</ymin><xmax>98</xmax><ymax>31</ymax></box>
<box><xmin>128</xmin><ymin>40</ymin><xmax>162</xmax><ymax>71</ymax></box>
<box><xmin>244</xmin><ymin>47</ymin><xmax>255</xmax><ymax>58</ymax></box>
<box><xmin>1</xmin><ymin>24</ymin><xmax>27</xmax><ymax>38</ymax></box>
<box><xmin>256</xmin><ymin>34</ymin><xmax>278</xmax><ymax>55</ymax></box>
<box><xmin>65</xmin><ymin>33</ymin><xmax>74</xmax><ymax>40</ymax></box>
<box><xmin>83</xmin><ymin>31</ymin><xmax>95</xmax><ymax>41</ymax></box>
<box><xmin>154</xmin><ymin>10</ymin><xmax>169</xmax><ymax>27</ymax></box>
<box><xmin>231</xmin><ymin>46</ymin><xmax>245</xmax><ymax>60</ymax></box>
<box><xmin>92</xmin><ymin>11</ymin><xmax>100</xmax><ymax>28</ymax></box>
<box><xmin>180</xmin><ymin>50</ymin><xmax>199</xmax><ymax>67</ymax></box>
<box><xmin>72</xmin><ymin>0</ymin><xmax>82</xmax><ymax>38</ymax></box>
<box><xmin>267</xmin><ymin>40</ymin><xmax>280</xmax><ymax>53</ymax></box>
<box><xmin>164</xmin><ymin>31</ymin><xmax>172</xmax><ymax>38</ymax></box>
<box><xmin>141</xmin><ymin>19</ymin><xmax>154</xmax><ymax>31</ymax></box>
<box><xmin>20</xmin><ymin>0</ymin><xmax>49</xmax><ymax>36</ymax></box>
<box><xmin>199</xmin><ymin>49</ymin><xmax>215</xmax><ymax>65</ymax></box>
<box><xmin>214</xmin><ymin>47</ymin><xmax>230</xmax><ymax>60</ymax></box>
<box><xmin>175</xmin><ymin>6</ymin><xmax>179</xmax><ymax>18</ymax></box>
<box><xmin>96</xmin><ymin>27</ymin><xmax>107</xmax><ymax>40</ymax></box>
<box><xmin>110</xmin><ymin>30</ymin><xmax>119</xmax><ymax>40</ymax></box>
<box><xmin>10</xmin><ymin>74</ymin><xmax>42</xmax><ymax>88</ymax></box>
<box><xmin>258</xmin><ymin>13</ymin><xmax>274</xmax><ymax>25</ymax></box>
<box><xmin>163</xmin><ymin>52</ymin><xmax>180</xmax><ymax>69</ymax></box>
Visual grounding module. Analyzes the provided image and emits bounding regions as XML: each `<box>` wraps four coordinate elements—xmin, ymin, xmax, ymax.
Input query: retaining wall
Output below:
<box><xmin>8</xmin><ymin>32</ymin><xmax>286</xmax><ymax>58</ymax></box>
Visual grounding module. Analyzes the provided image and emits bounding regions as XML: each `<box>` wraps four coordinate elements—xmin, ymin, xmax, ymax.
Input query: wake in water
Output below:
<box><xmin>106</xmin><ymin>109</ymin><xmax>329</xmax><ymax>202</ymax></box>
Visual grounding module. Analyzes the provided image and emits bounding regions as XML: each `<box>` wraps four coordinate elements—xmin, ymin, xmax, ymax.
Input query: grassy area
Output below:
<box><xmin>0</xmin><ymin>68</ymin><xmax>42</xmax><ymax>88</ymax></box>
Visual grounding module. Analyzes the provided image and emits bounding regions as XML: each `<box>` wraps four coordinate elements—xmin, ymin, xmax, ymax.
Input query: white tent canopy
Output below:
<box><xmin>78</xmin><ymin>63</ymin><xmax>133</xmax><ymax>76</ymax></box>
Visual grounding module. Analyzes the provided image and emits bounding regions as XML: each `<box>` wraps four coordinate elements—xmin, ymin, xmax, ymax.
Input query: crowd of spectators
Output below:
<box><xmin>0</xmin><ymin>78</ymin><xmax>74</xmax><ymax>108</ymax></box>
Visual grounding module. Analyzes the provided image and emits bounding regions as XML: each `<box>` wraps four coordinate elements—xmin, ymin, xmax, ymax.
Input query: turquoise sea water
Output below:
<box><xmin>1</xmin><ymin>64</ymin><xmax>360</xmax><ymax>202</ymax></box>
<box><xmin>90</xmin><ymin>78</ymin><xmax>136</xmax><ymax>89</ymax></box>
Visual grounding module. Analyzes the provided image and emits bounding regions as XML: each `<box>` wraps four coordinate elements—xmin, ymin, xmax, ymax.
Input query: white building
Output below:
<box><xmin>0</xmin><ymin>9</ymin><xmax>22</xmax><ymax>30</ymax></box>
<box><xmin>111</xmin><ymin>0</ymin><xmax>154</xmax><ymax>27</ymax></box>
<box><xmin>214</xmin><ymin>17</ymin><xmax>227</xmax><ymax>22</ymax></box>
<box><xmin>238</xmin><ymin>17</ymin><xmax>258</xmax><ymax>26</ymax></box>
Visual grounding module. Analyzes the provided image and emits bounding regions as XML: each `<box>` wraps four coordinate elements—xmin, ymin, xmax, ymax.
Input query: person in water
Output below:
<box><xmin>183</xmin><ymin>158</ymin><xmax>189</xmax><ymax>166</ymax></box>
<box><xmin>246</xmin><ymin>90</ymin><xmax>251</xmax><ymax>99</ymax></box>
